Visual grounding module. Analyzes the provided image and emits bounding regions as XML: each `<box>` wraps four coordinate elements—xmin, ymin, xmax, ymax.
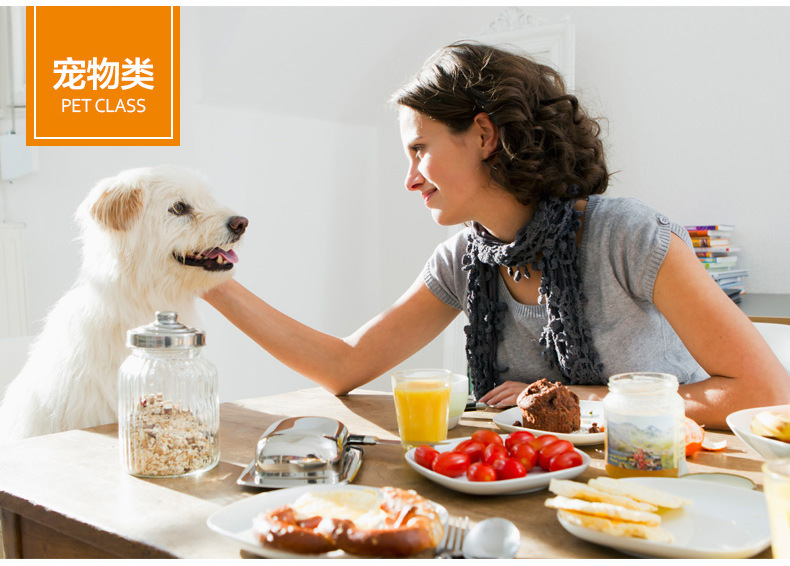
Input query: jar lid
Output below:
<box><xmin>126</xmin><ymin>311</ymin><xmax>205</xmax><ymax>349</ymax></box>
<box><xmin>607</xmin><ymin>372</ymin><xmax>679</xmax><ymax>394</ymax></box>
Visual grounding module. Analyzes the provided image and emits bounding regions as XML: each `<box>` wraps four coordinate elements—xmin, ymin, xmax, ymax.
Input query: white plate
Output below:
<box><xmin>492</xmin><ymin>400</ymin><xmax>605</xmax><ymax>446</ymax></box>
<box><xmin>556</xmin><ymin>477</ymin><xmax>771</xmax><ymax>559</ymax></box>
<box><xmin>206</xmin><ymin>484</ymin><xmax>448</xmax><ymax>559</ymax></box>
<box><xmin>404</xmin><ymin>434</ymin><xmax>590</xmax><ymax>495</ymax></box>
<box><xmin>726</xmin><ymin>404</ymin><xmax>790</xmax><ymax>460</ymax></box>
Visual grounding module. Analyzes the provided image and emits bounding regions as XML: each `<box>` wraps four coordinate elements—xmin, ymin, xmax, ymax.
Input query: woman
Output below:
<box><xmin>204</xmin><ymin>42</ymin><xmax>788</xmax><ymax>429</ymax></box>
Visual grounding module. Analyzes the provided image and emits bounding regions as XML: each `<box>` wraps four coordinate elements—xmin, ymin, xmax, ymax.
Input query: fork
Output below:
<box><xmin>435</xmin><ymin>515</ymin><xmax>469</xmax><ymax>559</ymax></box>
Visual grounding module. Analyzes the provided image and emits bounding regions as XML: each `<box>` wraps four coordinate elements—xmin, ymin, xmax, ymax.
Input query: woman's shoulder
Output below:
<box><xmin>586</xmin><ymin>194</ymin><xmax>665</xmax><ymax>226</ymax></box>
<box><xmin>586</xmin><ymin>195</ymin><xmax>689</xmax><ymax>244</ymax></box>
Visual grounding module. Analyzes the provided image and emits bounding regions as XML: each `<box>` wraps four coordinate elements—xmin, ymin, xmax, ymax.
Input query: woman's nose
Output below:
<box><xmin>405</xmin><ymin>165</ymin><xmax>424</xmax><ymax>192</ymax></box>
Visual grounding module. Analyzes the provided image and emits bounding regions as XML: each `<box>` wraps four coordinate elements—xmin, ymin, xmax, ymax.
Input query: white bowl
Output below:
<box><xmin>726</xmin><ymin>405</ymin><xmax>790</xmax><ymax>460</ymax></box>
<box><xmin>447</xmin><ymin>373</ymin><xmax>469</xmax><ymax>430</ymax></box>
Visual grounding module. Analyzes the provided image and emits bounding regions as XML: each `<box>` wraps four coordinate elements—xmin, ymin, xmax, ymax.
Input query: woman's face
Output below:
<box><xmin>399</xmin><ymin>107</ymin><xmax>493</xmax><ymax>226</ymax></box>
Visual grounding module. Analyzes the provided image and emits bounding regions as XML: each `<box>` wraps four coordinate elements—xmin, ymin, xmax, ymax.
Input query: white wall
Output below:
<box><xmin>2</xmin><ymin>6</ymin><xmax>790</xmax><ymax>402</ymax></box>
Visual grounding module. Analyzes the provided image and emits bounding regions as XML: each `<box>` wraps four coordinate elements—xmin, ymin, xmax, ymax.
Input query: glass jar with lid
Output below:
<box><xmin>118</xmin><ymin>311</ymin><xmax>219</xmax><ymax>477</ymax></box>
<box><xmin>603</xmin><ymin>372</ymin><xmax>686</xmax><ymax>478</ymax></box>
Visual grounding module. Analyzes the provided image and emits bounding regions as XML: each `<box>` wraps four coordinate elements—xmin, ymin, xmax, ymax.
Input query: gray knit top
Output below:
<box><xmin>422</xmin><ymin>195</ymin><xmax>709</xmax><ymax>386</ymax></box>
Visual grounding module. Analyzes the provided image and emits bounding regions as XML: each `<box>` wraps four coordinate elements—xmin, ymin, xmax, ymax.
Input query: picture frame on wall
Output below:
<box><xmin>477</xmin><ymin>7</ymin><xmax>575</xmax><ymax>92</ymax></box>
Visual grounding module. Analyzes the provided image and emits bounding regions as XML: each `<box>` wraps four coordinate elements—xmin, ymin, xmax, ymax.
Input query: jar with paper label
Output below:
<box><xmin>604</xmin><ymin>372</ymin><xmax>685</xmax><ymax>478</ymax></box>
<box><xmin>118</xmin><ymin>311</ymin><xmax>219</xmax><ymax>478</ymax></box>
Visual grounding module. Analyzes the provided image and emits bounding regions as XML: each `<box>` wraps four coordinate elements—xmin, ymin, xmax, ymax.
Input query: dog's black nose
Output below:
<box><xmin>228</xmin><ymin>216</ymin><xmax>248</xmax><ymax>236</ymax></box>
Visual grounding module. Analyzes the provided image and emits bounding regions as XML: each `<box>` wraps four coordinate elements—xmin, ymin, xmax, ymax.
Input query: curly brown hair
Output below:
<box><xmin>391</xmin><ymin>41</ymin><xmax>608</xmax><ymax>204</ymax></box>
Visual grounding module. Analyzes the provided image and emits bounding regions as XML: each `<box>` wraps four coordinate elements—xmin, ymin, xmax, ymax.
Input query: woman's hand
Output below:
<box><xmin>477</xmin><ymin>380</ymin><xmax>529</xmax><ymax>408</ymax></box>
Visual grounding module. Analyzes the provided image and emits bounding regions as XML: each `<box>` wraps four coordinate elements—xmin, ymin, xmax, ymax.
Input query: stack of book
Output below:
<box><xmin>685</xmin><ymin>224</ymin><xmax>747</xmax><ymax>303</ymax></box>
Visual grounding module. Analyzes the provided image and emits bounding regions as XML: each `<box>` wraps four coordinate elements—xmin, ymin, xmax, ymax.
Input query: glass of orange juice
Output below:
<box><xmin>392</xmin><ymin>369</ymin><xmax>452</xmax><ymax>449</ymax></box>
<box><xmin>764</xmin><ymin>458</ymin><xmax>790</xmax><ymax>558</ymax></box>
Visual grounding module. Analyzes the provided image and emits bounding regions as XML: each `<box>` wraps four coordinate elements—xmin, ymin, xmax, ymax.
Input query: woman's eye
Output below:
<box><xmin>168</xmin><ymin>202</ymin><xmax>189</xmax><ymax>216</ymax></box>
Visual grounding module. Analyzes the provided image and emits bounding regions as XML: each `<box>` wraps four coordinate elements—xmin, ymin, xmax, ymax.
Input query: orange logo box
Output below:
<box><xmin>27</xmin><ymin>6</ymin><xmax>179</xmax><ymax>146</ymax></box>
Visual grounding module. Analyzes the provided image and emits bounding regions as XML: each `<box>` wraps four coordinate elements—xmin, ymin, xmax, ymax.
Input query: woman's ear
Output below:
<box><xmin>473</xmin><ymin>112</ymin><xmax>499</xmax><ymax>159</ymax></box>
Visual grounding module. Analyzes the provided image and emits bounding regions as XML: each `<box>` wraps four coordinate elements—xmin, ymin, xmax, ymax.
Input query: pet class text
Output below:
<box><xmin>61</xmin><ymin>98</ymin><xmax>147</xmax><ymax>113</ymax></box>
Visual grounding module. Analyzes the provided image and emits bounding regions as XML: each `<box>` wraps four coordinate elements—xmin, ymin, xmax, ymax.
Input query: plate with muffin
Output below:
<box><xmin>492</xmin><ymin>379</ymin><xmax>605</xmax><ymax>446</ymax></box>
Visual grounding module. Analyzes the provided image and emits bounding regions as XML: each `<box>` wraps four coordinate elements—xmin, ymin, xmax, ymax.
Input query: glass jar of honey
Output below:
<box><xmin>604</xmin><ymin>372</ymin><xmax>685</xmax><ymax>478</ymax></box>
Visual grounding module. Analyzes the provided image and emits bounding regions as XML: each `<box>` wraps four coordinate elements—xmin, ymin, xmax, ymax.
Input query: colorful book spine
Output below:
<box><xmin>687</xmin><ymin>229</ymin><xmax>732</xmax><ymax>238</ymax></box>
<box><xmin>691</xmin><ymin>237</ymin><xmax>730</xmax><ymax>247</ymax></box>
<box><xmin>709</xmin><ymin>268</ymin><xmax>748</xmax><ymax>280</ymax></box>
<box><xmin>695</xmin><ymin>246</ymin><xmax>740</xmax><ymax>255</ymax></box>
<box><xmin>718</xmin><ymin>282</ymin><xmax>746</xmax><ymax>291</ymax></box>
<box><xmin>697</xmin><ymin>252</ymin><xmax>734</xmax><ymax>258</ymax></box>
<box><xmin>704</xmin><ymin>264</ymin><xmax>741</xmax><ymax>271</ymax></box>
<box><xmin>699</xmin><ymin>256</ymin><xmax>738</xmax><ymax>264</ymax></box>
<box><xmin>684</xmin><ymin>224</ymin><xmax>735</xmax><ymax>231</ymax></box>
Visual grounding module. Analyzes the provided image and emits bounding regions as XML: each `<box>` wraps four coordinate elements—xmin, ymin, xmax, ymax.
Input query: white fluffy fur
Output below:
<box><xmin>0</xmin><ymin>165</ymin><xmax>245</xmax><ymax>441</ymax></box>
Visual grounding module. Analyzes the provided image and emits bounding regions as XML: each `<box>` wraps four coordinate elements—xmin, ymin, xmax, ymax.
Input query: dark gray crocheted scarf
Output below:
<box><xmin>462</xmin><ymin>197</ymin><xmax>604</xmax><ymax>398</ymax></box>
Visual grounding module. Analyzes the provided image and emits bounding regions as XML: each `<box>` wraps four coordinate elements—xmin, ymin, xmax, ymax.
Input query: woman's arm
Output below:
<box><xmin>652</xmin><ymin>233</ymin><xmax>790</xmax><ymax>429</ymax></box>
<box><xmin>203</xmin><ymin>277</ymin><xmax>460</xmax><ymax>395</ymax></box>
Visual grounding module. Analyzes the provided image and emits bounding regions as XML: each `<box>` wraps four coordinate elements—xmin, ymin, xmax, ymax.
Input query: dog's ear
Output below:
<box><xmin>90</xmin><ymin>180</ymin><xmax>144</xmax><ymax>231</ymax></box>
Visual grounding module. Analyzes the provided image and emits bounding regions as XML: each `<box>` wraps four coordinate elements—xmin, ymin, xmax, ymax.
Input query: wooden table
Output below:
<box><xmin>0</xmin><ymin>387</ymin><xmax>772</xmax><ymax>558</ymax></box>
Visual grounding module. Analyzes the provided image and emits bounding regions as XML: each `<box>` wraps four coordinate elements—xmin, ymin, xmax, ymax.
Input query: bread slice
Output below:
<box><xmin>548</xmin><ymin>479</ymin><xmax>658</xmax><ymax>512</ymax></box>
<box><xmin>587</xmin><ymin>477</ymin><xmax>691</xmax><ymax>509</ymax></box>
<box><xmin>557</xmin><ymin>509</ymin><xmax>674</xmax><ymax>543</ymax></box>
<box><xmin>545</xmin><ymin>496</ymin><xmax>662</xmax><ymax>526</ymax></box>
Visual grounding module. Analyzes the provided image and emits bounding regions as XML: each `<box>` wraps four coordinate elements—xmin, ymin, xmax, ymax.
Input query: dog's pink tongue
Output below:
<box><xmin>206</xmin><ymin>248</ymin><xmax>239</xmax><ymax>264</ymax></box>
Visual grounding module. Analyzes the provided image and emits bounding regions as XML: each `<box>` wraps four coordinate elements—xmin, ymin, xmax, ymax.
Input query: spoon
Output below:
<box><xmin>462</xmin><ymin>517</ymin><xmax>520</xmax><ymax>559</ymax></box>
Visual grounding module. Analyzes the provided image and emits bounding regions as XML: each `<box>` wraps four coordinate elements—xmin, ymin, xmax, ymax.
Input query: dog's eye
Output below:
<box><xmin>168</xmin><ymin>202</ymin><xmax>190</xmax><ymax>216</ymax></box>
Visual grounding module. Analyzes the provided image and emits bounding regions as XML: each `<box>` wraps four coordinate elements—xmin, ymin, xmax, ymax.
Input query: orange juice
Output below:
<box><xmin>764</xmin><ymin>459</ymin><xmax>790</xmax><ymax>558</ymax></box>
<box><xmin>392</xmin><ymin>377</ymin><xmax>450</xmax><ymax>448</ymax></box>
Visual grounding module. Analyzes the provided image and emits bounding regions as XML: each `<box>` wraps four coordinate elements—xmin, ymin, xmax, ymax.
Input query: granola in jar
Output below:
<box><xmin>127</xmin><ymin>393</ymin><xmax>217</xmax><ymax>477</ymax></box>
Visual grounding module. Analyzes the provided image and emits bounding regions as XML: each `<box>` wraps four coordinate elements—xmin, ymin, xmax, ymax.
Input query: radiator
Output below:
<box><xmin>0</xmin><ymin>222</ymin><xmax>29</xmax><ymax>337</ymax></box>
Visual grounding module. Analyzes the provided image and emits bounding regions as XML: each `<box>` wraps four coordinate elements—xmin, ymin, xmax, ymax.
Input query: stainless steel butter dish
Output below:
<box><xmin>237</xmin><ymin>416</ymin><xmax>363</xmax><ymax>488</ymax></box>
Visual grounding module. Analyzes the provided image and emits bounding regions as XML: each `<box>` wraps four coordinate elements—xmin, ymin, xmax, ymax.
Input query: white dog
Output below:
<box><xmin>0</xmin><ymin>165</ymin><xmax>247</xmax><ymax>441</ymax></box>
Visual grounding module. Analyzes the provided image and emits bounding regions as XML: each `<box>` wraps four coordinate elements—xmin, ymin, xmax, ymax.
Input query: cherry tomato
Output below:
<box><xmin>482</xmin><ymin>443</ymin><xmax>509</xmax><ymax>466</ymax></box>
<box><xmin>466</xmin><ymin>462</ymin><xmax>498</xmax><ymax>482</ymax></box>
<box><xmin>471</xmin><ymin>430</ymin><xmax>504</xmax><ymax>447</ymax></box>
<box><xmin>492</xmin><ymin>457</ymin><xmax>527</xmax><ymax>480</ymax></box>
<box><xmin>509</xmin><ymin>442</ymin><xmax>538</xmax><ymax>472</ymax></box>
<box><xmin>432</xmin><ymin>451</ymin><xmax>471</xmax><ymax>477</ymax></box>
<box><xmin>454</xmin><ymin>439</ymin><xmax>485</xmax><ymax>463</ymax></box>
<box><xmin>414</xmin><ymin>445</ymin><xmax>439</xmax><ymax>470</ymax></box>
<box><xmin>528</xmin><ymin>434</ymin><xmax>559</xmax><ymax>452</ymax></box>
<box><xmin>505</xmin><ymin>430</ymin><xmax>536</xmax><ymax>453</ymax></box>
<box><xmin>548</xmin><ymin>450</ymin><xmax>584</xmax><ymax>472</ymax></box>
<box><xmin>538</xmin><ymin>439</ymin><xmax>575</xmax><ymax>470</ymax></box>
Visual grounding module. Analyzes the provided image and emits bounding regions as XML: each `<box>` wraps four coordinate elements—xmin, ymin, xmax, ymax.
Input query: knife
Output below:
<box><xmin>348</xmin><ymin>434</ymin><xmax>403</xmax><ymax>446</ymax></box>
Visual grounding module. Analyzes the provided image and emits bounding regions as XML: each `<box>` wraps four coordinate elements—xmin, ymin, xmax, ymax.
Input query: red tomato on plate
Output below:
<box><xmin>509</xmin><ymin>442</ymin><xmax>538</xmax><ymax>472</ymax></box>
<box><xmin>492</xmin><ymin>457</ymin><xmax>527</xmax><ymax>480</ymax></box>
<box><xmin>529</xmin><ymin>434</ymin><xmax>560</xmax><ymax>452</ymax></box>
<box><xmin>548</xmin><ymin>450</ymin><xmax>584</xmax><ymax>471</ymax></box>
<box><xmin>454</xmin><ymin>439</ymin><xmax>485</xmax><ymax>463</ymax></box>
<box><xmin>538</xmin><ymin>439</ymin><xmax>575</xmax><ymax>470</ymax></box>
<box><xmin>482</xmin><ymin>443</ymin><xmax>509</xmax><ymax>466</ymax></box>
<box><xmin>432</xmin><ymin>451</ymin><xmax>471</xmax><ymax>477</ymax></box>
<box><xmin>472</xmin><ymin>430</ymin><xmax>504</xmax><ymax>447</ymax></box>
<box><xmin>466</xmin><ymin>462</ymin><xmax>498</xmax><ymax>482</ymax></box>
<box><xmin>414</xmin><ymin>445</ymin><xmax>439</xmax><ymax>470</ymax></box>
<box><xmin>505</xmin><ymin>430</ymin><xmax>535</xmax><ymax>453</ymax></box>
